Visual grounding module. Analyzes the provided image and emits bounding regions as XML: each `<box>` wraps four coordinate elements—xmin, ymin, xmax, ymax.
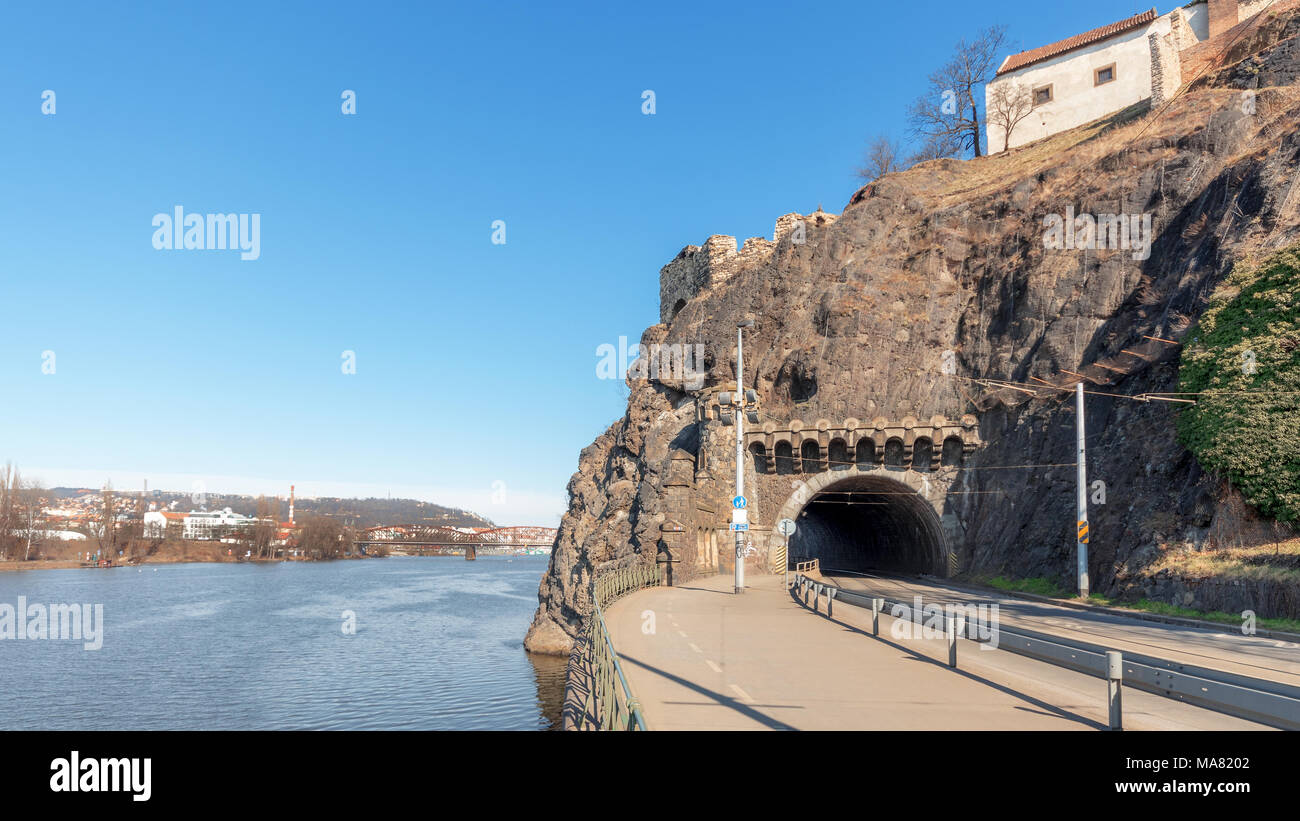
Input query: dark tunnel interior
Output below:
<box><xmin>787</xmin><ymin>475</ymin><xmax>947</xmax><ymax>575</ymax></box>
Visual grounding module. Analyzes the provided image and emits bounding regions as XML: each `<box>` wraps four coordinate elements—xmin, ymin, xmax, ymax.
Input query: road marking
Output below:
<box><xmin>728</xmin><ymin>684</ymin><xmax>755</xmax><ymax>703</ymax></box>
<box><xmin>677</xmin><ymin>630</ymin><xmax>688</xmax><ymax>638</ymax></box>
<box><xmin>688</xmin><ymin>643</ymin><xmax>702</xmax><ymax>654</ymax></box>
<box><xmin>704</xmin><ymin>659</ymin><xmax>722</xmax><ymax>673</ymax></box>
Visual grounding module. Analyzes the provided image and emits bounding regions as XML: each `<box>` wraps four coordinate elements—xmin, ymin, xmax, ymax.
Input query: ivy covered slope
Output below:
<box><xmin>1177</xmin><ymin>243</ymin><xmax>1300</xmax><ymax>523</ymax></box>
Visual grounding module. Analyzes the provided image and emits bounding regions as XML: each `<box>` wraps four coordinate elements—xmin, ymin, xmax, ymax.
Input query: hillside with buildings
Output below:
<box><xmin>1</xmin><ymin>479</ymin><xmax>494</xmax><ymax>566</ymax></box>
<box><xmin>526</xmin><ymin>0</ymin><xmax>1300</xmax><ymax>654</ymax></box>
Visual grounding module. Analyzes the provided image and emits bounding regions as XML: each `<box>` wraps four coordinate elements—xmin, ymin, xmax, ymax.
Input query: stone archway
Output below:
<box><xmin>773</xmin><ymin>468</ymin><xmax>955</xmax><ymax>576</ymax></box>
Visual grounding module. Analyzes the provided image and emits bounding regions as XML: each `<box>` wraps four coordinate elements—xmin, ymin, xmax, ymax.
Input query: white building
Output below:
<box><xmin>143</xmin><ymin>511</ymin><xmax>168</xmax><ymax>538</ymax></box>
<box><xmin>985</xmin><ymin>0</ymin><xmax>1280</xmax><ymax>153</ymax></box>
<box><xmin>182</xmin><ymin>508</ymin><xmax>253</xmax><ymax>540</ymax></box>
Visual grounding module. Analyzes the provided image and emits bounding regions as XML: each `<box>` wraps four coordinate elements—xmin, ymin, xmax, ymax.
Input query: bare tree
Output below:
<box><xmin>19</xmin><ymin>479</ymin><xmax>44</xmax><ymax>561</ymax></box>
<box><xmin>96</xmin><ymin>483</ymin><xmax>116</xmax><ymax>560</ymax></box>
<box><xmin>907</xmin><ymin>134</ymin><xmax>966</xmax><ymax>165</ymax></box>
<box><xmin>986</xmin><ymin>80</ymin><xmax>1035</xmax><ymax>153</ymax></box>
<box><xmin>0</xmin><ymin>467</ymin><xmax>42</xmax><ymax>562</ymax></box>
<box><xmin>253</xmin><ymin>495</ymin><xmax>278</xmax><ymax>559</ymax></box>
<box><xmin>0</xmin><ymin>464</ymin><xmax>18</xmax><ymax>561</ymax></box>
<box><xmin>855</xmin><ymin>135</ymin><xmax>904</xmax><ymax>182</ymax></box>
<box><xmin>115</xmin><ymin>491</ymin><xmax>145</xmax><ymax>556</ymax></box>
<box><xmin>298</xmin><ymin>515</ymin><xmax>343</xmax><ymax>560</ymax></box>
<box><xmin>907</xmin><ymin>25</ymin><xmax>1009</xmax><ymax>159</ymax></box>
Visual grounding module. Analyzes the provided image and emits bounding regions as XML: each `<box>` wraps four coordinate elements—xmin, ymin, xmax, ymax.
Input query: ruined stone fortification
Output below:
<box><xmin>525</xmin><ymin>8</ymin><xmax>1300</xmax><ymax>654</ymax></box>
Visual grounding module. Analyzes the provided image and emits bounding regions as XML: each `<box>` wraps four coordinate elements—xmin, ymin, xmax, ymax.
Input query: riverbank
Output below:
<box><xmin>0</xmin><ymin>547</ymin><xmax>377</xmax><ymax>573</ymax></box>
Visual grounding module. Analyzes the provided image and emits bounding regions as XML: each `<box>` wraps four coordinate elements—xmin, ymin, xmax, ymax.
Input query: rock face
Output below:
<box><xmin>525</xmin><ymin>10</ymin><xmax>1300</xmax><ymax>654</ymax></box>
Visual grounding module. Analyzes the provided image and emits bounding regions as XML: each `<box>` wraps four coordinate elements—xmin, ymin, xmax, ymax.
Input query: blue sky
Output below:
<box><xmin>0</xmin><ymin>0</ymin><xmax>1160</xmax><ymax>525</ymax></box>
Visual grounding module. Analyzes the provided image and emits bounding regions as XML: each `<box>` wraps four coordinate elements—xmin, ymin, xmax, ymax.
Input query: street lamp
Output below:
<box><xmin>733</xmin><ymin>319</ymin><xmax>754</xmax><ymax>594</ymax></box>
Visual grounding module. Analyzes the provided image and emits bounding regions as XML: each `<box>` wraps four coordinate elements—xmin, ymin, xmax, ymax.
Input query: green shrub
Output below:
<box><xmin>1176</xmin><ymin>244</ymin><xmax>1300</xmax><ymax>522</ymax></box>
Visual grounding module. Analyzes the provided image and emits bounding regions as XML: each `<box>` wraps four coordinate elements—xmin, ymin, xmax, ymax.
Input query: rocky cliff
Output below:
<box><xmin>526</xmin><ymin>5</ymin><xmax>1300</xmax><ymax>654</ymax></box>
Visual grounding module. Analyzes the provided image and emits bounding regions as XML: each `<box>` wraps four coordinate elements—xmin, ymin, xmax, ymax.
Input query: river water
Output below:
<box><xmin>0</xmin><ymin>556</ymin><xmax>566</xmax><ymax>730</ymax></box>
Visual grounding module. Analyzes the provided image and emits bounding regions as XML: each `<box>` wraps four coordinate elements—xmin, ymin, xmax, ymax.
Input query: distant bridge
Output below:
<box><xmin>353</xmin><ymin>524</ymin><xmax>558</xmax><ymax>558</ymax></box>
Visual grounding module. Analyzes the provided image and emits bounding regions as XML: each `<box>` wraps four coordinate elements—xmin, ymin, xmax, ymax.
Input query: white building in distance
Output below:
<box><xmin>985</xmin><ymin>0</ymin><xmax>1281</xmax><ymax>153</ymax></box>
<box><xmin>182</xmin><ymin>508</ymin><xmax>253</xmax><ymax>540</ymax></box>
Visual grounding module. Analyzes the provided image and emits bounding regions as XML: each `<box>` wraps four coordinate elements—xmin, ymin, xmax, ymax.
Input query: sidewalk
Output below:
<box><xmin>604</xmin><ymin>573</ymin><xmax>1094</xmax><ymax>730</ymax></box>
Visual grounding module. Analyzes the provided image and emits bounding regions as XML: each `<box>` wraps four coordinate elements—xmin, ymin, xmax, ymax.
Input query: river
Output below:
<box><xmin>0</xmin><ymin>555</ymin><xmax>566</xmax><ymax>730</ymax></box>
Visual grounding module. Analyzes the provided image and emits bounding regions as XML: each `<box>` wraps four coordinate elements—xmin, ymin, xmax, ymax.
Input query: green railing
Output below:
<box><xmin>576</xmin><ymin>563</ymin><xmax>661</xmax><ymax>730</ymax></box>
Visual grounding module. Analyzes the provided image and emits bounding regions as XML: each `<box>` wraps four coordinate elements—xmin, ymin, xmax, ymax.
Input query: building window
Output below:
<box><xmin>1033</xmin><ymin>84</ymin><xmax>1053</xmax><ymax>106</ymax></box>
<box><xmin>1094</xmin><ymin>64</ymin><xmax>1116</xmax><ymax>86</ymax></box>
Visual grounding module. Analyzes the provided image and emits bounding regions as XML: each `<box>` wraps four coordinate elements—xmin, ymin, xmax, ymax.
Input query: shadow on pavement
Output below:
<box><xmin>620</xmin><ymin>654</ymin><xmax>801</xmax><ymax>730</ymax></box>
<box><xmin>787</xmin><ymin>585</ymin><xmax>1104</xmax><ymax>730</ymax></box>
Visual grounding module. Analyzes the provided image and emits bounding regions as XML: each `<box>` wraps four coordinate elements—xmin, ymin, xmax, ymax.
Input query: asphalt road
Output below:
<box><xmin>820</xmin><ymin>570</ymin><xmax>1300</xmax><ymax>689</ymax></box>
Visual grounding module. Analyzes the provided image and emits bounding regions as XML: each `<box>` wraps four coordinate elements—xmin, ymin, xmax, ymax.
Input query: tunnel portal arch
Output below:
<box><xmin>776</xmin><ymin>471</ymin><xmax>950</xmax><ymax>576</ymax></box>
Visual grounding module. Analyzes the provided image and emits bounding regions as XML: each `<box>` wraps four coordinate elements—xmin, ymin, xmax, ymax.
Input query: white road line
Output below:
<box><xmin>677</xmin><ymin>630</ymin><xmax>688</xmax><ymax>638</ymax></box>
<box><xmin>688</xmin><ymin>643</ymin><xmax>702</xmax><ymax>654</ymax></box>
<box><xmin>728</xmin><ymin>684</ymin><xmax>754</xmax><ymax>703</ymax></box>
<box><xmin>704</xmin><ymin>659</ymin><xmax>722</xmax><ymax>673</ymax></box>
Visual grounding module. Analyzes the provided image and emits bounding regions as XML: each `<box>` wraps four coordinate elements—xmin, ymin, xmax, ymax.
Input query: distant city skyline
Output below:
<box><xmin>20</xmin><ymin>466</ymin><xmax>542</xmax><ymax>526</ymax></box>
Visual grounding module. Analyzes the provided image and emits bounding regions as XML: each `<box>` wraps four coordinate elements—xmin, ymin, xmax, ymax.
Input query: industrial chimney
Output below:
<box><xmin>289</xmin><ymin>485</ymin><xmax>295</xmax><ymax>526</ymax></box>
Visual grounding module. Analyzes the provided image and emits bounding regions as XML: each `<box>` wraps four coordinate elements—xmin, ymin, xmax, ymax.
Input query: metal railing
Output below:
<box><xmin>795</xmin><ymin>573</ymin><xmax>1300</xmax><ymax>731</ymax></box>
<box><xmin>794</xmin><ymin>559</ymin><xmax>819</xmax><ymax>575</ymax></box>
<box><xmin>574</xmin><ymin>563</ymin><xmax>661</xmax><ymax>730</ymax></box>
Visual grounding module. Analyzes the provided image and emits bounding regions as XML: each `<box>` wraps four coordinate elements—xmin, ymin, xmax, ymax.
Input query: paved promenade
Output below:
<box><xmin>603</xmin><ymin>573</ymin><xmax>1266</xmax><ymax>730</ymax></box>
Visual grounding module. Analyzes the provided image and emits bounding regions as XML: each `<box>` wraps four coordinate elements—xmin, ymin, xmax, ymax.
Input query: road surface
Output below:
<box><xmin>821</xmin><ymin>570</ymin><xmax>1300</xmax><ymax>690</ymax></box>
<box><xmin>603</xmin><ymin>573</ymin><xmax>1267</xmax><ymax>730</ymax></box>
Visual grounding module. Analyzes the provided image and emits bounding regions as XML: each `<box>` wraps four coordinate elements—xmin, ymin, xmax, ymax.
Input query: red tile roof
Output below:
<box><xmin>996</xmin><ymin>8</ymin><xmax>1159</xmax><ymax>75</ymax></box>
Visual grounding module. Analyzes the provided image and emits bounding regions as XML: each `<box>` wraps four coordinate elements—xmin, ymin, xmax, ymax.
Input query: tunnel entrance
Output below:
<box><xmin>784</xmin><ymin>474</ymin><xmax>947</xmax><ymax>576</ymax></box>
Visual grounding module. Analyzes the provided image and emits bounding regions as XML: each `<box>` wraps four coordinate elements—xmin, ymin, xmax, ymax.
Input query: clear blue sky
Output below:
<box><xmin>0</xmin><ymin>0</ymin><xmax>1157</xmax><ymax>525</ymax></box>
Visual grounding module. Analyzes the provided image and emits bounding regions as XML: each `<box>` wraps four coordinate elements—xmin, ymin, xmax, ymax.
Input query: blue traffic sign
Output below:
<box><xmin>733</xmin><ymin>496</ymin><xmax>747</xmax><ymax>509</ymax></box>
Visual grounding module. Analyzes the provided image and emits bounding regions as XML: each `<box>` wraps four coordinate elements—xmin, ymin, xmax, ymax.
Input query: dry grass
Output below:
<box><xmin>1143</xmin><ymin>536</ymin><xmax>1300</xmax><ymax>584</ymax></box>
<box><xmin>884</xmin><ymin>81</ymin><xmax>1300</xmax><ymax>214</ymax></box>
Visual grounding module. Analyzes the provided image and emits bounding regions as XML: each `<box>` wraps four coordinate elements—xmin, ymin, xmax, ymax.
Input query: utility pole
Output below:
<box><xmin>734</xmin><ymin>321</ymin><xmax>750</xmax><ymax>594</ymax></box>
<box><xmin>721</xmin><ymin>320</ymin><xmax>758</xmax><ymax>595</ymax></box>
<box><xmin>1076</xmin><ymin>382</ymin><xmax>1090</xmax><ymax>598</ymax></box>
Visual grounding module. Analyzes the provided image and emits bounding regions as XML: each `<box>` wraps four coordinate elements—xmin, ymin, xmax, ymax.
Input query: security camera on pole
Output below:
<box><xmin>720</xmin><ymin>319</ymin><xmax>758</xmax><ymax>594</ymax></box>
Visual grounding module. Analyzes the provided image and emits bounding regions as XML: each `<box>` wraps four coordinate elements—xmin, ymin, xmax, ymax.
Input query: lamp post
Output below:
<box><xmin>734</xmin><ymin>319</ymin><xmax>754</xmax><ymax>594</ymax></box>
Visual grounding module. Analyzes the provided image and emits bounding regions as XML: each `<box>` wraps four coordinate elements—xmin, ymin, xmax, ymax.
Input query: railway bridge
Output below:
<box><xmin>354</xmin><ymin>525</ymin><xmax>557</xmax><ymax>559</ymax></box>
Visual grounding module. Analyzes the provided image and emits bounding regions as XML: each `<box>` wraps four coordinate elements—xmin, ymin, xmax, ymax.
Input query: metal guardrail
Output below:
<box><xmin>795</xmin><ymin>574</ymin><xmax>1300</xmax><ymax>731</ymax></box>
<box><xmin>573</xmin><ymin>564</ymin><xmax>661</xmax><ymax>731</ymax></box>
